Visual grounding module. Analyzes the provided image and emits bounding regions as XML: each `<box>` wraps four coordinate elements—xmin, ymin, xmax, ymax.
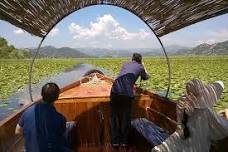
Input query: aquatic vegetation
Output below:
<box><xmin>0</xmin><ymin>56</ymin><xmax>227</xmax><ymax>110</ymax></box>
<box><xmin>85</xmin><ymin>56</ymin><xmax>228</xmax><ymax>110</ymax></box>
<box><xmin>0</xmin><ymin>59</ymin><xmax>81</xmax><ymax>100</ymax></box>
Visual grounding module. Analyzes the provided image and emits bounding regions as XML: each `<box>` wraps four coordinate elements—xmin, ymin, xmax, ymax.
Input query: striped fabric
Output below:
<box><xmin>152</xmin><ymin>79</ymin><xmax>228</xmax><ymax>152</ymax></box>
<box><xmin>177</xmin><ymin>79</ymin><xmax>224</xmax><ymax>120</ymax></box>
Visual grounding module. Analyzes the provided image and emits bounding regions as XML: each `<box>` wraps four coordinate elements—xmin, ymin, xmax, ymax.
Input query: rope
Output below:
<box><xmin>146</xmin><ymin>107</ymin><xmax>178</xmax><ymax>125</ymax></box>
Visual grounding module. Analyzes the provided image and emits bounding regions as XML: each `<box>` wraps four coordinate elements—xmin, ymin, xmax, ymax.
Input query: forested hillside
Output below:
<box><xmin>0</xmin><ymin>36</ymin><xmax>31</xmax><ymax>58</ymax></box>
<box><xmin>175</xmin><ymin>40</ymin><xmax>228</xmax><ymax>55</ymax></box>
<box><xmin>29</xmin><ymin>46</ymin><xmax>91</xmax><ymax>58</ymax></box>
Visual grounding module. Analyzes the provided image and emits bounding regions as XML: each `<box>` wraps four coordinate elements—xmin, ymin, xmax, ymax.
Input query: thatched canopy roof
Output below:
<box><xmin>0</xmin><ymin>0</ymin><xmax>228</xmax><ymax>38</ymax></box>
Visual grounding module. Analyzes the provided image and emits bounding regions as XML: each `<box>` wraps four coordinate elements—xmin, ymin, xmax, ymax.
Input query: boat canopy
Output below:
<box><xmin>0</xmin><ymin>0</ymin><xmax>228</xmax><ymax>37</ymax></box>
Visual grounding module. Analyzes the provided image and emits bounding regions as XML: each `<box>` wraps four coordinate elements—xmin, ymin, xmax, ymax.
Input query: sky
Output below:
<box><xmin>0</xmin><ymin>5</ymin><xmax>228</xmax><ymax>49</ymax></box>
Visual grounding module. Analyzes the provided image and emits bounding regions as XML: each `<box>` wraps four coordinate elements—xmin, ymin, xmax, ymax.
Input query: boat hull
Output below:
<box><xmin>2</xmin><ymin>73</ymin><xmax>225</xmax><ymax>151</ymax></box>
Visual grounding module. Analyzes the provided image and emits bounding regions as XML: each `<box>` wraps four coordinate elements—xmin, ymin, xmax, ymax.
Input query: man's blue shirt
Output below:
<box><xmin>19</xmin><ymin>104</ymin><xmax>39</xmax><ymax>152</ymax></box>
<box><xmin>19</xmin><ymin>102</ymin><xmax>67</xmax><ymax>152</ymax></box>
<box><xmin>111</xmin><ymin>61</ymin><xmax>149</xmax><ymax>97</ymax></box>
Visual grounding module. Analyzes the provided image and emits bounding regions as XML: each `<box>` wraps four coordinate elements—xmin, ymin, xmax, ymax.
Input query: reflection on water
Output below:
<box><xmin>0</xmin><ymin>64</ymin><xmax>113</xmax><ymax>121</ymax></box>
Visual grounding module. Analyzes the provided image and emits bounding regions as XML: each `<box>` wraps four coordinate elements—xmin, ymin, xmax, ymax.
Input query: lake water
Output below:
<box><xmin>0</xmin><ymin>64</ymin><xmax>114</xmax><ymax>121</ymax></box>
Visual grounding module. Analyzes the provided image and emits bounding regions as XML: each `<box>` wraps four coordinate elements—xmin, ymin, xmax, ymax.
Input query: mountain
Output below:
<box><xmin>175</xmin><ymin>40</ymin><xmax>228</xmax><ymax>55</ymax></box>
<box><xmin>75</xmin><ymin>48</ymin><xmax>113</xmax><ymax>57</ymax></box>
<box><xmin>29</xmin><ymin>40</ymin><xmax>228</xmax><ymax>58</ymax></box>
<box><xmin>76</xmin><ymin>45</ymin><xmax>189</xmax><ymax>57</ymax></box>
<box><xmin>29</xmin><ymin>46</ymin><xmax>91</xmax><ymax>58</ymax></box>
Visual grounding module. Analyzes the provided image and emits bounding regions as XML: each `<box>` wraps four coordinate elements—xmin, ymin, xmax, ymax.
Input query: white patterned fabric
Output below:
<box><xmin>152</xmin><ymin>79</ymin><xmax>228</xmax><ymax>152</ymax></box>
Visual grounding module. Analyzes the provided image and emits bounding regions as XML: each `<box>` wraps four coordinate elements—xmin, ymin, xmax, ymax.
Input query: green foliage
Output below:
<box><xmin>0</xmin><ymin>56</ymin><xmax>227</xmax><ymax>111</ymax></box>
<box><xmin>84</xmin><ymin>56</ymin><xmax>228</xmax><ymax>111</ymax></box>
<box><xmin>0</xmin><ymin>37</ymin><xmax>8</xmax><ymax>47</ymax></box>
<box><xmin>0</xmin><ymin>59</ymin><xmax>81</xmax><ymax>99</ymax></box>
<box><xmin>0</xmin><ymin>36</ymin><xmax>31</xmax><ymax>59</ymax></box>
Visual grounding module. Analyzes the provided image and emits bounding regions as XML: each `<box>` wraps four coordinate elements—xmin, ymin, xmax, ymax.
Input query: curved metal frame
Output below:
<box><xmin>29</xmin><ymin>3</ymin><xmax>171</xmax><ymax>102</ymax></box>
<box><xmin>28</xmin><ymin>36</ymin><xmax>46</xmax><ymax>102</ymax></box>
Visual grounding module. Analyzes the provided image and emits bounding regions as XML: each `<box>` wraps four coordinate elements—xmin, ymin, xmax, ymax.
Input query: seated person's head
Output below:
<box><xmin>185</xmin><ymin>79</ymin><xmax>224</xmax><ymax>108</ymax></box>
<box><xmin>178</xmin><ymin>79</ymin><xmax>224</xmax><ymax>139</ymax></box>
<box><xmin>132</xmin><ymin>53</ymin><xmax>142</xmax><ymax>64</ymax></box>
<box><xmin>41</xmin><ymin>82</ymin><xmax>60</xmax><ymax>104</ymax></box>
<box><xmin>185</xmin><ymin>79</ymin><xmax>204</xmax><ymax>97</ymax></box>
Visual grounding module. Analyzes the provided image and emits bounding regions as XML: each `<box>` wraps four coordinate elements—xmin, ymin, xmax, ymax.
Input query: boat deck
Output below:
<box><xmin>77</xmin><ymin>144</ymin><xmax>137</xmax><ymax>152</ymax></box>
<box><xmin>59</xmin><ymin>75</ymin><xmax>112</xmax><ymax>99</ymax></box>
<box><xmin>0</xmin><ymin>74</ymin><xmax>175</xmax><ymax>152</ymax></box>
<box><xmin>13</xmin><ymin>143</ymin><xmax>144</xmax><ymax>152</ymax></box>
<box><xmin>13</xmin><ymin>127</ymin><xmax>152</xmax><ymax>152</ymax></box>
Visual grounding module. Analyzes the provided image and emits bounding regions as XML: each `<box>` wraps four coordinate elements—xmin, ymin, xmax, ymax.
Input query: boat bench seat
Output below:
<box><xmin>131</xmin><ymin>118</ymin><xmax>169</xmax><ymax>146</ymax></box>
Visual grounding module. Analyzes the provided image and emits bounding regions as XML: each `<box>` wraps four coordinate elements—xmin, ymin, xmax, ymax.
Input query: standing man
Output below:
<box><xmin>110</xmin><ymin>53</ymin><xmax>149</xmax><ymax>148</ymax></box>
<box><xmin>15</xmin><ymin>83</ymin><xmax>72</xmax><ymax>152</ymax></box>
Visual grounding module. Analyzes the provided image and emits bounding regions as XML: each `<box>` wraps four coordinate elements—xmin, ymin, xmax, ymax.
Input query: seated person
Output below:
<box><xmin>15</xmin><ymin>82</ymin><xmax>73</xmax><ymax>152</ymax></box>
<box><xmin>152</xmin><ymin>79</ymin><xmax>228</xmax><ymax>152</ymax></box>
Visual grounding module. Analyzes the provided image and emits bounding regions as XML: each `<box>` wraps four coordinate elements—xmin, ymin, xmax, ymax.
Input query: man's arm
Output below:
<box><xmin>15</xmin><ymin>112</ymin><xmax>25</xmax><ymax>135</ymax></box>
<box><xmin>15</xmin><ymin>124</ymin><xmax>23</xmax><ymax>135</ymax></box>
<box><xmin>142</xmin><ymin>62</ymin><xmax>148</xmax><ymax>73</ymax></box>
<box><xmin>219</xmin><ymin>109</ymin><xmax>228</xmax><ymax>119</ymax></box>
<box><xmin>140</xmin><ymin>62</ymin><xmax>149</xmax><ymax>80</ymax></box>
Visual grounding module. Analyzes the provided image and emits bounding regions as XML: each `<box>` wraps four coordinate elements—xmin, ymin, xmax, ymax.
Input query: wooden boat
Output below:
<box><xmin>0</xmin><ymin>1</ymin><xmax>228</xmax><ymax>151</ymax></box>
<box><xmin>0</xmin><ymin>72</ymin><xmax>177</xmax><ymax>152</ymax></box>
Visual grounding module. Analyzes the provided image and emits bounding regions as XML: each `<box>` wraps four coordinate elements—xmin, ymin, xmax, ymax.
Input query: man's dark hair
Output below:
<box><xmin>132</xmin><ymin>53</ymin><xmax>142</xmax><ymax>64</ymax></box>
<box><xmin>41</xmin><ymin>83</ymin><xmax>60</xmax><ymax>103</ymax></box>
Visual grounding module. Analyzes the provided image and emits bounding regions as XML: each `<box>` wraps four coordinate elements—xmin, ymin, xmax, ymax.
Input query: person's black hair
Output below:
<box><xmin>41</xmin><ymin>82</ymin><xmax>60</xmax><ymax>103</ymax></box>
<box><xmin>83</xmin><ymin>69</ymin><xmax>104</xmax><ymax>76</ymax></box>
<box><xmin>132</xmin><ymin>53</ymin><xmax>142</xmax><ymax>64</ymax></box>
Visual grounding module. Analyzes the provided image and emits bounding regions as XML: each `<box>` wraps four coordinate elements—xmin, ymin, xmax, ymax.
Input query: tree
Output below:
<box><xmin>0</xmin><ymin>37</ymin><xmax>8</xmax><ymax>47</ymax></box>
<box><xmin>0</xmin><ymin>36</ymin><xmax>31</xmax><ymax>59</ymax></box>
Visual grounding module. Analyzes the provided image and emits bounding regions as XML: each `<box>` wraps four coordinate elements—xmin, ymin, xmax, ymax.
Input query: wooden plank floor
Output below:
<box><xmin>75</xmin><ymin>128</ymin><xmax>152</xmax><ymax>152</ymax></box>
<box><xmin>13</xmin><ymin>127</ymin><xmax>150</xmax><ymax>152</ymax></box>
<box><xmin>11</xmin><ymin>139</ymin><xmax>25</xmax><ymax>152</ymax></box>
<box><xmin>14</xmin><ymin>142</ymin><xmax>137</xmax><ymax>152</ymax></box>
<box><xmin>59</xmin><ymin>80</ymin><xmax>112</xmax><ymax>99</ymax></box>
<box><xmin>77</xmin><ymin>143</ymin><xmax>137</xmax><ymax>152</ymax></box>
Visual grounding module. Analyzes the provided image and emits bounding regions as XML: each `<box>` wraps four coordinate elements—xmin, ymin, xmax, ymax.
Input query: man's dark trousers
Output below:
<box><xmin>110</xmin><ymin>92</ymin><xmax>134</xmax><ymax>145</ymax></box>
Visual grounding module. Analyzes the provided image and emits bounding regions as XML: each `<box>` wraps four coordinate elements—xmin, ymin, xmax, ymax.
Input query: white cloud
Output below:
<box><xmin>192</xmin><ymin>29</ymin><xmax>228</xmax><ymax>46</ymax></box>
<box><xmin>162</xmin><ymin>28</ymin><xmax>228</xmax><ymax>47</ymax></box>
<box><xmin>14</xmin><ymin>28</ymin><xmax>24</xmax><ymax>34</ymax></box>
<box><xmin>195</xmin><ymin>39</ymin><xmax>216</xmax><ymax>45</ymax></box>
<box><xmin>68</xmin><ymin>14</ymin><xmax>150</xmax><ymax>41</ymax></box>
<box><xmin>48</xmin><ymin>28</ymin><xmax>60</xmax><ymax>37</ymax></box>
<box><xmin>208</xmin><ymin>29</ymin><xmax>228</xmax><ymax>41</ymax></box>
<box><xmin>161</xmin><ymin>36</ymin><xmax>190</xmax><ymax>47</ymax></box>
